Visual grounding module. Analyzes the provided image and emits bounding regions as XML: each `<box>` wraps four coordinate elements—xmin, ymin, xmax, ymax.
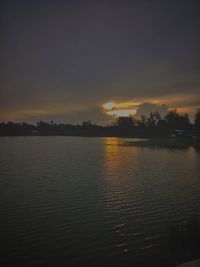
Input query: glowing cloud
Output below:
<box><xmin>102</xmin><ymin>93</ymin><xmax>200</xmax><ymax>119</ymax></box>
<box><xmin>106</xmin><ymin>109</ymin><xmax>137</xmax><ymax>117</ymax></box>
<box><xmin>102</xmin><ymin>101</ymin><xmax>139</xmax><ymax>117</ymax></box>
<box><xmin>102</xmin><ymin>102</ymin><xmax>116</xmax><ymax>110</ymax></box>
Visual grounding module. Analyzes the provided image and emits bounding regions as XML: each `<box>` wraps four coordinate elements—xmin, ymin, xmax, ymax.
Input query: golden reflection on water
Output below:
<box><xmin>104</xmin><ymin>137</ymin><xmax>137</xmax><ymax>181</ymax></box>
<box><xmin>104</xmin><ymin>137</ymin><xmax>125</xmax><ymax>178</ymax></box>
<box><xmin>103</xmin><ymin>137</ymin><xmax>138</xmax><ymax>254</ymax></box>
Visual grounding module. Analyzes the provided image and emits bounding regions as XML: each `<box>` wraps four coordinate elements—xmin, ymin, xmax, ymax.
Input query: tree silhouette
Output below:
<box><xmin>116</xmin><ymin>116</ymin><xmax>136</xmax><ymax>128</ymax></box>
<box><xmin>147</xmin><ymin>112</ymin><xmax>161</xmax><ymax>128</ymax></box>
<box><xmin>194</xmin><ymin>110</ymin><xmax>200</xmax><ymax>132</ymax></box>
<box><xmin>164</xmin><ymin>110</ymin><xmax>180</xmax><ymax>130</ymax></box>
<box><xmin>165</xmin><ymin>110</ymin><xmax>191</xmax><ymax>130</ymax></box>
<box><xmin>0</xmin><ymin>110</ymin><xmax>197</xmax><ymax>137</ymax></box>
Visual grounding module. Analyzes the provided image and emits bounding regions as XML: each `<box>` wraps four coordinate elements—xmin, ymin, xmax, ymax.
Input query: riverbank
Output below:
<box><xmin>121</xmin><ymin>137</ymin><xmax>200</xmax><ymax>149</ymax></box>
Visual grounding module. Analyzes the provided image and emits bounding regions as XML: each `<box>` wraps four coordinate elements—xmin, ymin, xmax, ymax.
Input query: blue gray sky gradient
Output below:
<box><xmin>1</xmin><ymin>0</ymin><xmax>200</xmax><ymax>123</ymax></box>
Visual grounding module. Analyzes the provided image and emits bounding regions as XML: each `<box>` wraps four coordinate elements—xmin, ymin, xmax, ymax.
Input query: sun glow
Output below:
<box><xmin>102</xmin><ymin>102</ymin><xmax>116</xmax><ymax>110</ymax></box>
<box><xmin>102</xmin><ymin>94</ymin><xmax>198</xmax><ymax>118</ymax></box>
<box><xmin>102</xmin><ymin>101</ymin><xmax>138</xmax><ymax>117</ymax></box>
<box><xmin>106</xmin><ymin>109</ymin><xmax>137</xmax><ymax>117</ymax></box>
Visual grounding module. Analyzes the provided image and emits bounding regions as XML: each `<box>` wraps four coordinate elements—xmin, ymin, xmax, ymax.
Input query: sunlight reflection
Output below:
<box><xmin>103</xmin><ymin>137</ymin><xmax>138</xmax><ymax>254</ymax></box>
<box><xmin>104</xmin><ymin>137</ymin><xmax>137</xmax><ymax>181</ymax></box>
<box><xmin>104</xmin><ymin>138</ymin><xmax>127</xmax><ymax>181</ymax></box>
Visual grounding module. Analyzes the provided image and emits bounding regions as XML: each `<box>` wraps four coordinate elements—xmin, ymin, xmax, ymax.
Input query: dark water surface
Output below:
<box><xmin>0</xmin><ymin>137</ymin><xmax>200</xmax><ymax>266</ymax></box>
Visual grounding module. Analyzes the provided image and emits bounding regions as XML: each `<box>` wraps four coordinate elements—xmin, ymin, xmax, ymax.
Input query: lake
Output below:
<box><xmin>0</xmin><ymin>137</ymin><xmax>200</xmax><ymax>266</ymax></box>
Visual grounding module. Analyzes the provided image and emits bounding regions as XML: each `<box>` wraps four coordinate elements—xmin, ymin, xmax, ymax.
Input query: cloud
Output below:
<box><xmin>102</xmin><ymin>101</ymin><xmax>169</xmax><ymax>119</ymax></box>
<box><xmin>135</xmin><ymin>103</ymin><xmax>168</xmax><ymax>118</ymax></box>
<box><xmin>1</xmin><ymin>1</ymin><xmax>199</xmax><ymax>122</ymax></box>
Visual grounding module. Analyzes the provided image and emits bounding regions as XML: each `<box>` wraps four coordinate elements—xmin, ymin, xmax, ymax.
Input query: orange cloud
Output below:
<box><xmin>102</xmin><ymin>93</ymin><xmax>200</xmax><ymax>118</ymax></box>
<box><xmin>102</xmin><ymin>101</ymin><xmax>139</xmax><ymax>117</ymax></box>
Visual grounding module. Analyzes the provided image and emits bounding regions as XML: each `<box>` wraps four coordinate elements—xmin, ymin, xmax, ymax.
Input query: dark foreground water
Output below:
<box><xmin>0</xmin><ymin>137</ymin><xmax>200</xmax><ymax>267</ymax></box>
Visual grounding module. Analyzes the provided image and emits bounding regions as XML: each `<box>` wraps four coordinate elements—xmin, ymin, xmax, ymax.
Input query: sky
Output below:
<box><xmin>1</xmin><ymin>0</ymin><xmax>200</xmax><ymax>124</ymax></box>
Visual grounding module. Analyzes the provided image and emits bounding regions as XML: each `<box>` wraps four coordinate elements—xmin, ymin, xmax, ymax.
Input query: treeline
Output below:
<box><xmin>0</xmin><ymin>110</ymin><xmax>200</xmax><ymax>137</ymax></box>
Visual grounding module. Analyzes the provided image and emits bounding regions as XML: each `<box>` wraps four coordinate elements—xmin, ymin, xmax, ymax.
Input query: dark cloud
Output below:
<box><xmin>0</xmin><ymin>0</ymin><xmax>200</xmax><ymax>122</ymax></box>
<box><xmin>135</xmin><ymin>103</ymin><xmax>168</xmax><ymax>118</ymax></box>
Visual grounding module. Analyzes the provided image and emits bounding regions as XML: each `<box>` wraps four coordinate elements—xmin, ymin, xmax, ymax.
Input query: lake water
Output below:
<box><xmin>0</xmin><ymin>137</ymin><xmax>200</xmax><ymax>266</ymax></box>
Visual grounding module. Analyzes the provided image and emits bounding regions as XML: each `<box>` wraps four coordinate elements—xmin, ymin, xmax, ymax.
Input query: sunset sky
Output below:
<box><xmin>1</xmin><ymin>0</ymin><xmax>200</xmax><ymax>123</ymax></box>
